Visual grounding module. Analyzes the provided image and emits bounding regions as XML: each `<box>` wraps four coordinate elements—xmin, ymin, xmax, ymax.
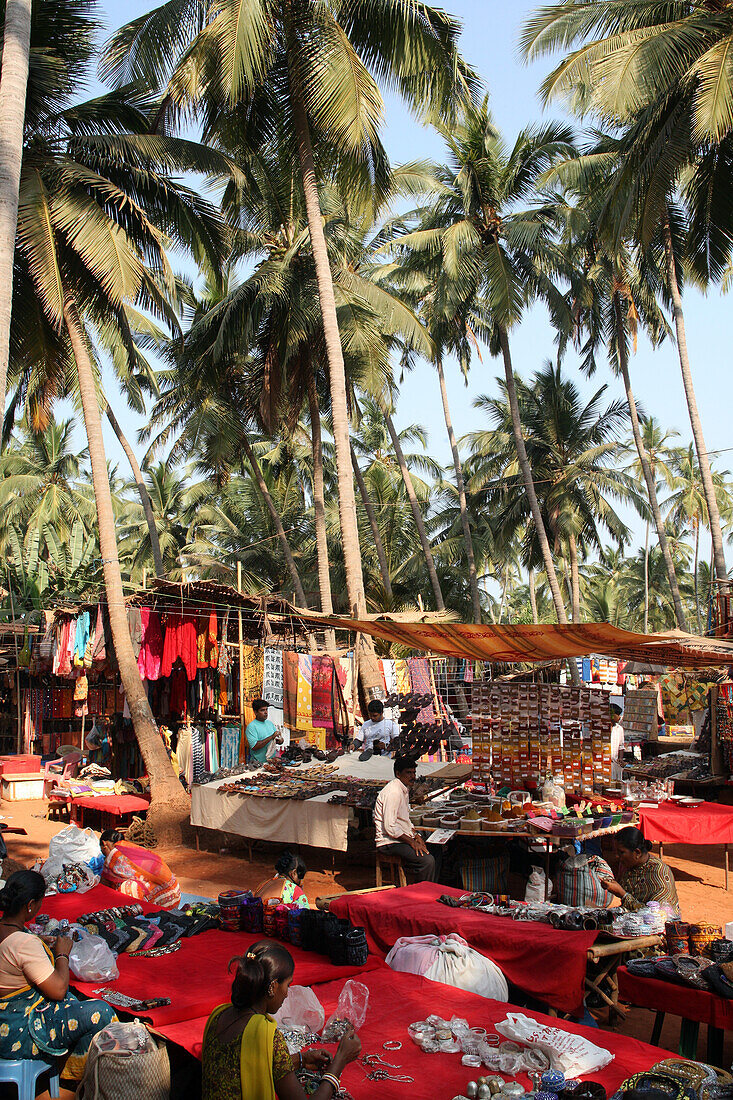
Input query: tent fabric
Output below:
<box><xmin>292</xmin><ymin>614</ymin><xmax>733</xmax><ymax>668</ymax></box>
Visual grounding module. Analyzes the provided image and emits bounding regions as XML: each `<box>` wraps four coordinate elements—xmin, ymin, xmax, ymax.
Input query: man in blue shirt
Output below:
<box><xmin>245</xmin><ymin>699</ymin><xmax>283</xmax><ymax>764</ymax></box>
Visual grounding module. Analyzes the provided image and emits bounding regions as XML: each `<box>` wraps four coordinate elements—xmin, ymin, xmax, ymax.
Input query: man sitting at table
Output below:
<box><xmin>373</xmin><ymin>753</ymin><xmax>436</xmax><ymax>882</ymax></box>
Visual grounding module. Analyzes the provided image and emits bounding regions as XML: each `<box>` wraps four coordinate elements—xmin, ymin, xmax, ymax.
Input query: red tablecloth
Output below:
<box><xmin>618</xmin><ymin>966</ymin><xmax>733</xmax><ymax>1029</ymax></box>
<box><xmin>156</xmin><ymin>970</ymin><xmax>675</xmax><ymax>1095</ymax></box>
<box><xmin>42</xmin><ymin>887</ymin><xmax>380</xmax><ymax>1028</ymax></box>
<box><xmin>71</xmin><ymin>795</ymin><xmax>150</xmax><ymax>817</ymax></box>
<box><xmin>0</xmin><ymin>753</ymin><xmax>42</xmax><ymax>776</ymax></box>
<box><xmin>330</xmin><ymin>883</ymin><xmax>596</xmax><ymax>1015</ymax></box>
<box><xmin>637</xmin><ymin>802</ymin><xmax>733</xmax><ymax>846</ymax></box>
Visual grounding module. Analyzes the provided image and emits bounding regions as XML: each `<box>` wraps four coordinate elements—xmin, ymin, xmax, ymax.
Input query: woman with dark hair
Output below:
<box><xmin>600</xmin><ymin>826</ymin><xmax>680</xmax><ymax>914</ymax></box>
<box><xmin>100</xmin><ymin>828</ymin><xmax>181</xmax><ymax>909</ymax></box>
<box><xmin>0</xmin><ymin>870</ymin><xmax>116</xmax><ymax>1080</ymax></box>
<box><xmin>202</xmin><ymin>940</ymin><xmax>361</xmax><ymax>1100</ymax></box>
<box><xmin>255</xmin><ymin>851</ymin><xmax>309</xmax><ymax>909</ymax></box>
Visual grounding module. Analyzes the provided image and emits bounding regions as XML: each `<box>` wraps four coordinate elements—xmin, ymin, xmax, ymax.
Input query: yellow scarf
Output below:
<box><xmin>205</xmin><ymin>1006</ymin><xmax>277</xmax><ymax>1100</ymax></box>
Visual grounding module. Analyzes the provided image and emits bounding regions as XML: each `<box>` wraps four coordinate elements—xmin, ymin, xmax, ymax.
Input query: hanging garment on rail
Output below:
<box><xmin>138</xmin><ymin>607</ymin><xmax>164</xmax><ymax>681</ymax></box>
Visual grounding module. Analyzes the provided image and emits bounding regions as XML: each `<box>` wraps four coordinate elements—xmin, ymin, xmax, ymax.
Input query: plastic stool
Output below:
<box><xmin>0</xmin><ymin>1057</ymin><xmax>60</xmax><ymax>1100</ymax></box>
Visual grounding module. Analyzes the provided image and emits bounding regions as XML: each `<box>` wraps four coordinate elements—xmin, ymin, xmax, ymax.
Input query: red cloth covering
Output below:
<box><xmin>618</xmin><ymin>965</ymin><xmax>733</xmax><ymax>1029</ymax></box>
<box><xmin>0</xmin><ymin>754</ymin><xmax>42</xmax><ymax>776</ymax></box>
<box><xmin>330</xmin><ymin>882</ymin><xmax>597</xmax><ymax>1015</ymax></box>
<box><xmin>638</xmin><ymin>801</ymin><xmax>733</xmax><ymax>845</ymax></box>
<box><xmin>42</xmin><ymin>887</ymin><xmax>380</xmax><ymax>1029</ymax></box>
<box><xmin>158</xmin><ymin>969</ymin><xmax>673</xmax><ymax>1097</ymax></box>
<box><xmin>71</xmin><ymin>795</ymin><xmax>151</xmax><ymax>816</ymax></box>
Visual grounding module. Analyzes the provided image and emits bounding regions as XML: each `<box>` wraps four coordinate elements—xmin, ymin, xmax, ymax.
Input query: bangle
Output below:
<box><xmin>322</xmin><ymin>1072</ymin><xmax>340</xmax><ymax>1093</ymax></box>
<box><xmin>56</xmin><ymin>954</ymin><xmax>70</xmax><ymax>960</ymax></box>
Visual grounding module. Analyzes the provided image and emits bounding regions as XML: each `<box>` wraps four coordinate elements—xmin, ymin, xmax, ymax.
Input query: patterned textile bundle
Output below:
<box><xmin>665</xmin><ymin>920</ymin><xmax>691</xmax><ymax>956</ymax></box>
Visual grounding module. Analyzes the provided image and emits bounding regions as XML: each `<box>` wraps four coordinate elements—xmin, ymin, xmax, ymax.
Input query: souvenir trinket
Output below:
<box><xmin>467</xmin><ymin>1084</ymin><xmax>479</xmax><ymax>1099</ymax></box>
<box><xmin>542</xmin><ymin>1072</ymin><xmax>566</xmax><ymax>1093</ymax></box>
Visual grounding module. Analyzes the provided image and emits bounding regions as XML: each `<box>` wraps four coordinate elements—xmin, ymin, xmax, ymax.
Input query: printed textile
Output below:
<box><xmin>263</xmin><ymin>648</ymin><xmax>284</xmax><ymax>731</ymax></box>
<box><xmin>241</xmin><ymin>645</ymin><xmax>265</xmax><ymax>729</ymax></box>
<box><xmin>282</xmin><ymin>652</ymin><xmax>299</xmax><ymax>730</ymax></box>
<box><xmin>408</xmin><ymin>656</ymin><xmax>435</xmax><ymax>723</ymax></box>
<box><xmin>296</xmin><ymin>655</ymin><xmax>312</xmax><ymax>729</ymax></box>
<box><xmin>220</xmin><ymin>724</ymin><xmax>240</xmax><ymax>769</ymax></box>
<box><xmin>138</xmin><ymin>608</ymin><xmax>164</xmax><ymax>681</ymax></box>
<box><xmin>102</xmin><ymin>840</ymin><xmax>181</xmax><ymax>909</ymax></box>
<box><xmin>312</xmin><ymin>655</ymin><xmax>334</xmax><ymax>729</ymax></box>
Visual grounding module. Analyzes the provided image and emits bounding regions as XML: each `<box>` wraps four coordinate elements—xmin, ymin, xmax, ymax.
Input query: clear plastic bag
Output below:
<box><xmin>321</xmin><ymin>979</ymin><xmax>369</xmax><ymax>1040</ymax></box>
<box><xmin>94</xmin><ymin>1022</ymin><xmax>155</xmax><ymax>1055</ymax></box>
<box><xmin>70</xmin><ymin>932</ymin><xmax>119</xmax><ymax>982</ymax></box>
<box><xmin>274</xmin><ymin>985</ymin><xmax>325</xmax><ymax>1034</ymax></box>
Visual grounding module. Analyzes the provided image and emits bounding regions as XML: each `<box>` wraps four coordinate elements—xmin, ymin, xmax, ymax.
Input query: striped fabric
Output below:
<box><xmin>459</xmin><ymin>854</ymin><xmax>509</xmax><ymax>894</ymax></box>
<box><xmin>556</xmin><ymin>856</ymin><xmax>615</xmax><ymax>908</ymax></box>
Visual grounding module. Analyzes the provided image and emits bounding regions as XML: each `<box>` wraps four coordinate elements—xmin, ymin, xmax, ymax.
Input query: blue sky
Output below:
<box><xmin>93</xmin><ymin>0</ymin><xmax>732</xmax><ymax>565</ymax></box>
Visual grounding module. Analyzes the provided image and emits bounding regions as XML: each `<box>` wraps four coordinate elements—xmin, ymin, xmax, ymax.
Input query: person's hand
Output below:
<box><xmin>412</xmin><ymin>835</ymin><xmax>428</xmax><ymax>856</ymax></box>
<box><xmin>599</xmin><ymin>877</ymin><xmax>626</xmax><ymax>899</ymax></box>
<box><xmin>301</xmin><ymin>1048</ymin><xmax>331</xmax><ymax>1071</ymax></box>
<box><xmin>52</xmin><ymin>936</ymin><xmax>73</xmax><ymax>958</ymax></box>
<box><xmin>334</xmin><ymin>1026</ymin><xmax>361</xmax><ymax>1067</ymax></box>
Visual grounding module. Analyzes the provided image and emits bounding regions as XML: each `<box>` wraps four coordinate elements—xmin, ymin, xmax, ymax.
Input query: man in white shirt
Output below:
<box><xmin>373</xmin><ymin>753</ymin><xmax>436</xmax><ymax>882</ymax></box>
<box><xmin>356</xmin><ymin>700</ymin><xmax>400</xmax><ymax>761</ymax></box>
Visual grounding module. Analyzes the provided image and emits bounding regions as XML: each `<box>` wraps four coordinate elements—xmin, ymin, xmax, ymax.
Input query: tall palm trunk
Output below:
<box><xmin>64</xmin><ymin>299</ymin><xmax>188</xmax><ymax>839</ymax></box>
<box><xmin>497</xmin><ymin>566</ymin><xmax>509</xmax><ymax>623</ymax></box>
<box><xmin>288</xmin><ymin>69</ymin><xmax>381</xmax><ymax>696</ymax></box>
<box><xmin>528</xmin><ymin>568</ymin><xmax>539</xmax><ymax>624</ymax></box>
<box><xmin>241</xmin><ymin>434</ymin><xmax>308</xmax><ymax>608</ymax></box>
<box><xmin>498</xmin><ymin>327</ymin><xmax>568</xmax><ymax>625</ymax></box>
<box><xmin>384</xmin><ymin>409</ymin><xmax>445</xmax><ymax>611</ymax></box>
<box><xmin>662</xmin><ymin>211</ymin><xmax>727</xmax><ymax>591</ymax></box>
<box><xmin>568</xmin><ymin>533</ymin><xmax>581</xmax><ymax>623</ymax></box>
<box><xmin>0</xmin><ymin>0</ymin><xmax>32</xmax><ymax>431</ymax></box>
<box><xmin>305</xmin><ymin>367</ymin><xmax>336</xmax><ymax>649</ymax></box>
<box><xmin>436</xmin><ymin>354</ymin><xmax>481</xmax><ymax>621</ymax></box>
<box><xmin>694</xmin><ymin>520</ymin><xmax>701</xmax><ymax>634</ymax></box>
<box><xmin>105</xmin><ymin>404</ymin><xmax>164</xmax><ymax>578</ymax></box>
<box><xmin>614</xmin><ymin>294</ymin><xmax>688</xmax><ymax>630</ymax></box>
<box><xmin>643</xmin><ymin>520</ymin><xmax>650</xmax><ymax>634</ymax></box>
<box><xmin>351</xmin><ymin>442</ymin><xmax>394</xmax><ymax>605</ymax></box>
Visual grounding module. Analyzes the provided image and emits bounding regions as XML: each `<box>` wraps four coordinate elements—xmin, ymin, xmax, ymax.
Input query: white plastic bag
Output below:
<box><xmin>322</xmin><ymin>979</ymin><xmax>369</xmax><ymax>1040</ymax></box>
<box><xmin>387</xmin><ymin>934</ymin><xmax>508</xmax><ymax>1002</ymax></box>
<box><xmin>42</xmin><ymin>825</ymin><xmax>104</xmax><ymax>884</ymax></box>
<box><xmin>495</xmin><ymin>1012</ymin><xmax>613</xmax><ymax>1076</ymax></box>
<box><xmin>274</xmin><ymin>986</ymin><xmax>325</xmax><ymax>1034</ymax></box>
<box><xmin>70</xmin><ymin>932</ymin><xmax>119</xmax><ymax>982</ymax></box>
<box><xmin>525</xmin><ymin>868</ymin><xmax>552</xmax><ymax>904</ymax></box>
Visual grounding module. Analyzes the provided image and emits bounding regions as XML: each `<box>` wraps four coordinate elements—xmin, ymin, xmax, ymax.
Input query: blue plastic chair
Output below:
<box><xmin>0</xmin><ymin>1057</ymin><xmax>60</xmax><ymax>1100</ymax></box>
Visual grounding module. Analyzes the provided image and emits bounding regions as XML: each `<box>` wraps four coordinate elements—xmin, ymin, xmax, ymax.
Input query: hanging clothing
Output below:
<box><xmin>169</xmin><ymin>665</ymin><xmax>188</xmax><ymax>717</ymax></box>
<box><xmin>296</xmin><ymin>655</ymin><xmax>312</xmax><ymax>730</ymax></box>
<box><xmin>241</xmin><ymin>645</ymin><xmax>265</xmax><ymax>726</ymax></box>
<box><xmin>282</xmin><ymin>651</ymin><xmax>299</xmax><ymax>729</ymax></box>
<box><xmin>176</xmin><ymin>725</ymin><xmax>192</xmax><ymax>787</ymax></box>
<box><xmin>73</xmin><ymin>612</ymin><xmax>90</xmax><ymax>665</ymax></box>
<box><xmin>138</xmin><ymin>608</ymin><xmax>164</xmax><ymax>681</ymax></box>
<box><xmin>311</xmin><ymin>656</ymin><xmax>334</xmax><ymax>730</ymax></box>
<box><xmin>92</xmin><ymin>605</ymin><xmax>107</xmax><ymax>666</ymax></box>
<box><xmin>191</xmin><ymin>726</ymin><xmax>205</xmax><ymax>784</ymax></box>
<box><xmin>197</xmin><ymin>611</ymin><xmax>219</xmax><ymax>669</ymax></box>
<box><xmin>54</xmin><ymin>619</ymin><xmax>73</xmax><ymax>677</ymax></box>
<box><xmin>395</xmin><ymin>659</ymin><xmax>410</xmax><ymax>694</ymax></box>
<box><xmin>220</xmin><ymin>724</ymin><xmax>240</xmax><ymax>770</ymax></box>
<box><xmin>161</xmin><ymin>613</ymin><xmax>198</xmax><ymax>680</ymax></box>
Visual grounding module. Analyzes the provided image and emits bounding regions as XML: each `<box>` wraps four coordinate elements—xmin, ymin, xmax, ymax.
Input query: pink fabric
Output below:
<box><xmin>138</xmin><ymin>608</ymin><xmax>164</xmax><ymax>681</ymax></box>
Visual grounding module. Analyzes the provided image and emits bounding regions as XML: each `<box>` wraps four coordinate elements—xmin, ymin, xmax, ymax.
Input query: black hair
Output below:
<box><xmin>367</xmin><ymin>700</ymin><xmax>384</xmax><ymax>714</ymax></box>
<box><xmin>100</xmin><ymin>829</ymin><xmax>123</xmax><ymax>845</ymax></box>
<box><xmin>252</xmin><ymin>699</ymin><xmax>268</xmax><ymax>712</ymax></box>
<box><xmin>275</xmin><ymin>850</ymin><xmax>307</xmax><ymax>882</ymax></box>
<box><xmin>0</xmin><ymin>870</ymin><xmax>46</xmax><ymax>917</ymax></box>
<box><xmin>394</xmin><ymin>752</ymin><xmax>417</xmax><ymax>776</ymax></box>
<box><xmin>616</xmin><ymin>826</ymin><xmax>652</xmax><ymax>854</ymax></box>
<box><xmin>230</xmin><ymin>941</ymin><xmax>294</xmax><ymax>1010</ymax></box>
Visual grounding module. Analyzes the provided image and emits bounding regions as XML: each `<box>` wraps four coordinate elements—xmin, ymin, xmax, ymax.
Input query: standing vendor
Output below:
<box><xmin>245</xmin><ymin>700</ymin><xmax>283</xmax><ymax>764</ymax></box>
<box><xmin>373</xmin><ymin>753</ymin><xmax>436</xmax><ymax>881</ymax></box>
<box><xmin>356</xmin><ymin>700</ymin><xmax>400</xmax><ymax>760</ymax></box>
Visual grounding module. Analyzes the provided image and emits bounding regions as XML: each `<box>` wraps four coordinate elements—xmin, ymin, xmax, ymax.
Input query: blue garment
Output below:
<box><xmin>220</xmin><ymin>725</ymin><xmax>240</xmax><ymax>769</ymax></box>
<box><xmin>74</xmin><ymin>612</ymin><xmax>90</xmax><ymax>661</ymax></box>
<box><xmin>245</xmin><ymin>718</ymin><xmax>276</xmax><ymax>763</ymax></box>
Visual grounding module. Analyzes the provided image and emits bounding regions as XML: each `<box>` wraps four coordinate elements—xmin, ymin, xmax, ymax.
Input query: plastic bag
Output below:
<box><xmin>42</xmin><ymin>825</ymin><xmax>104</xmax><ymax>884</ymax></box>
<box><xmin>322</xmin><ymin>979</ymin><xmax>368</xmax><ymax>1040</ymax></box>
<box><xmin>495</xmin><ymin>1012</ymin><xmax>613</xmax><ymax>1077</ymax></box>
<box><xmin>275</xmin><ymin>985</ymin><xmax>325</xmax><ymax>1034</ymax></box>
<box><xmin>94</xmin><ymin>1022</ymin><xmax>157</xmax><ymax>1055</ymax></box>
<box><xmin>70</xmin><ymin>932</ymin><xmax>119</xmax><ymax>982</ymax></box>
<box><xmin>524</xmin><ymin>868</ymin><xmax>552</xmax><ymax>905</ymax></box>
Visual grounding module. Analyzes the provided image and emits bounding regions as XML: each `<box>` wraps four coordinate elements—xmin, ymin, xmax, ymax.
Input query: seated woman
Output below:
<box><xmin>202</xmin><ymin>940</ymin><xmax>361</xmax><ymax>1100</ymax></box>
<box><xmin>255</xmin><ymin>852</ymin><xmax>309</xmax><ymax>909</ymax></box>
<box><xmin>100</xmin><ymin>829</ymin><xmax>181</xmax><ymax>910</ymax></box>
<box><xmin>600</xmin><ymin>826</ymin><xmax>680</xmax><ymax>914</ymax></box>
<box><xmin>0</xmin><ymin>871</ymin><xmax>117</xmax><ymax>1081</ymax></box>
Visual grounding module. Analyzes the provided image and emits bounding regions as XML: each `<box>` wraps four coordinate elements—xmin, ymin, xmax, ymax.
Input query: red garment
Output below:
<box><xmin>55</xmin><ymin>620</ymin><xmax>73</xmax><ymax>677</ymax></box>
<box><xmin>169</xmin><ymin>665</ymin><xmax>188</xmax><ymax>717</ymax></box>
<box><xmin>161</xmin><ymin>614</ymin><xmax>198</xmax><ymax>681</ymax></box>
<box><xmin>138</xmin><ymin>608</ymin><xmax>164</xmax><ymax>681</ymax></box>
<box><xmin>330</xmin><ymin>881</ymin><xmax>596</xmax><ymax>1015</ymax></box>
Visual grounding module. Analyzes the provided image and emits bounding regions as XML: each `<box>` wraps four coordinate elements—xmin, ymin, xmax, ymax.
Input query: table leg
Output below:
<box><xmin>195</xmin><ymin>827</ymin><xmax>200</xmax><ymax>852</ymax></box>
<box><xmin>650</xmin><ymin>1011</ymin><xmax>665</xmax><ymax>1047</ymax></box>
<box><xmin>544</xmin><ymin>843</ymin><xmax>551</xmax><ymax>901</ymax></box>
<box><xmin>659</xmin><ymin>842</ymin><xmax>664</xmax><ymax>862</ymax></box>
<box><xmin>679</xmin><ymin>1018</ymin><xmax>699</xmax><ymax>1059</ymax></box>
<box><xmin>707</xmin><ymin>1025</ymin><xmax>724</xmax><ymax>1067</ymax></box>
<box><xmin>725</xmin><ymin>845</ymin><xmax>729</xmax><ymax>891</ymax></box>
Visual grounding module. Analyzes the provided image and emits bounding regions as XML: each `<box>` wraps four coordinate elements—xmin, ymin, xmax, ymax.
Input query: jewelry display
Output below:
<box><xmin>382</xmin><ymin>1040</ymin><xmax>402</xmax><ymax>1051</ymax></box>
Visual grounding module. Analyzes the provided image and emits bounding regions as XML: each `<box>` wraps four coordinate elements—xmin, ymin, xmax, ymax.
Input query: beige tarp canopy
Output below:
<box><xmin>290</xmin><ymin>612</ymin><xmax>733</xmax><ymax>669</ymax></box>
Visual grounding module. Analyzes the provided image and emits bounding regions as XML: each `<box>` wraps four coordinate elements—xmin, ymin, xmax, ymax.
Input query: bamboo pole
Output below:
<box><xmin>237</xmin><ymin>561</ymin><xmax>245</xmax><ymax>758</ymax></box>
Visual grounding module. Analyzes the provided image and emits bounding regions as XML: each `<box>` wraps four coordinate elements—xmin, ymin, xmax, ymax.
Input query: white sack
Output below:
<box><xmin>387</xmin><ymin>933</ymin><xmax>508</xmax><ymax>1002</ymax></box>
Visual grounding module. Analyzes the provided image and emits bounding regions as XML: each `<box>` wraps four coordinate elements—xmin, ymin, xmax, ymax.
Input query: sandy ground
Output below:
<box><xmin>2</xmin><ymin>796</ymin><xmax>733</xmax><ymax>1096</ymax></box>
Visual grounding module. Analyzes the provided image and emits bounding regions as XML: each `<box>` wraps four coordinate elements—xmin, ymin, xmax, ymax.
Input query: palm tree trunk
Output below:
<box><xmin>528</xmin><ymin>568</ymin><xmax>539</xmax><ymax>624</ymax></box>
<box><xmin>568</xmin><ymin>533</ymin><xmax>581</xmax><ymax>623</ymax></box>
<box><xmin>498</xmin><ymin>327</ymin><xmax>568</xmax><ymax>625</ymax></box>
<box><xmin>64</xmin><ymin>299</ymin><xmax>188</xmax><ymax>840</ymax></box>
<box><xmin>498</xmin><ymin>567</ymin><xmax>508</xmax><ymax>623</ymax></box>
<box><xmin>0</xmin><ymin>0</ymin><xmax>32</xmax><ymax>433</ymax></box>
<box><xmin>436</xmin><ymin>354</ymin><xmax>481</xmax><ymax>621</ymax></box>
<box><xmin>105</xmin><ymin>404</ymin><xmax>164</xmax><ymax>579</ymax></box>
<box><xmin>694</xmin><ymin>521</ymin><xmax>701</xmax><ymax>634</ymax></box>
<box><xmin>384</xmin><ymin>409</ymin><xmax>445</xmax><ymax>611</ymax></box>
<box><xmin>351</xmin><ymin>442</ymin><xmax>394</xmax><ymax>605</ymax></box>
<box><xmin>305</xmin><ymin>367</ymin><xmax>337</xmax><ymax>649</ymax></box>
<box><xmin>614</xmin><ymin>294</ymin><xmax>688</xmax><ymax>630</ymax></box>
<box><xmin>644</xmin><ymin>520</ymin><xmax>650</xmax><ymax>634</ymax></box>
<box><xmin>662</xmin><ymin>211</ymin><xmax>728</xmax><ymax>590</ymax></box>
<box><xmin>288</xmin><ymin>68</ymin><xmax>382</xmax><ymax>697</ymax></box>
<box><xmin>241</xmin><ymin>434</ymin><xmax>308</xmax><ymax>608</ymax></box>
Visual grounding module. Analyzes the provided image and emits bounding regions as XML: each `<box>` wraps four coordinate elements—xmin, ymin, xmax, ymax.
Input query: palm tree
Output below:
<box><xmin>103</xmin><ymin>0</ymin><xmax>475</xmax><ymax>684</ymax></box>
<box><xmin>0</xmin><ymin>0</ymin><xmax>33</xmax><ymax>426</ymax></box>
<box><xmin>522</xmin><ymin>2</ymin><xmax>731</xmax><ymax>590</ymax></box>
<box><xmin>386</xmin><ymin>97</ymin><xmax>576</xmax><ymax>626</ymax></box>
